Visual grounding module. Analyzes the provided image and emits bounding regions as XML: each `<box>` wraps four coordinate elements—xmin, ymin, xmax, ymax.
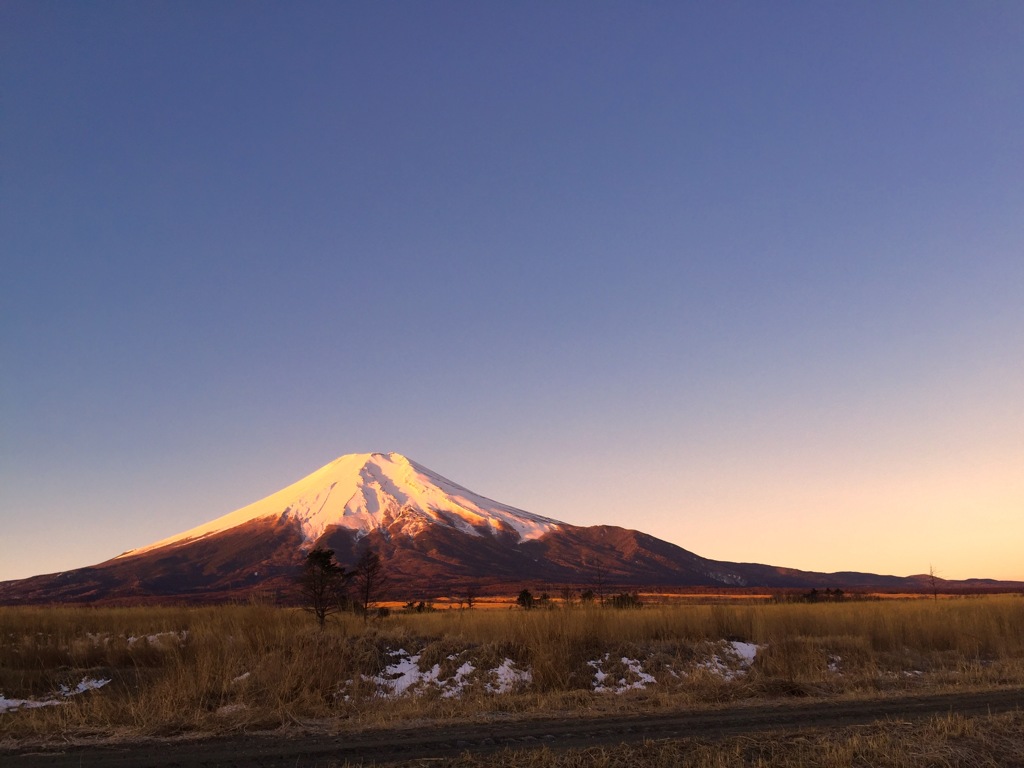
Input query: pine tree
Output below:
<box><xmin>299</xmin><ymin>548</ymin><xmax>350</xmax><ymax>629</ymax></box>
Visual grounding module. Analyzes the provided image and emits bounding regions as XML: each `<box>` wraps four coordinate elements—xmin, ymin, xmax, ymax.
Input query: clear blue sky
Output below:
<box><xmin>3</xmin><ymin>1</ymin><xmax>1022</xmax><ymax>582</ymax></box>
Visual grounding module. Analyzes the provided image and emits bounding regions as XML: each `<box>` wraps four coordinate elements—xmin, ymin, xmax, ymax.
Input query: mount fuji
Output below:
<box><xmin>1</xmin><ymin>452</ymin><xmax>1016</xmax><ymax>603</ymax></box>
<box><xmin>123</xmin><ymin>452</ymin><xmax>561</xmax><ymax>557</ymax></box>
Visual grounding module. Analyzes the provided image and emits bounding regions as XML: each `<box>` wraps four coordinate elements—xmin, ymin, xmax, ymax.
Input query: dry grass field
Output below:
<box><xmin>424</xmin><ymin>711</ymin><xmax>1024</xmax><ymax>768</ymax></box>
<box><xmin>1</xmin><ymin>595</ymin><xmax>1022</xmax><ymax>755</ymax></box>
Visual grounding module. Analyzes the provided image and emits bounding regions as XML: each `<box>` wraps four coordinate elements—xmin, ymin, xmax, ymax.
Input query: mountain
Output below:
<box><xmin>1</xmin><ymin>452</ymin><xmax>1019</xmax><ymax>604</ymax></box>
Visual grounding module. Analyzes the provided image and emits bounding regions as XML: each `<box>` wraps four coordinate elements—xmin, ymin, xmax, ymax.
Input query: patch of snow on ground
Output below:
<box><xmin>345</xmin><ymin>640</ymin><xmax>768</xmax><ymax>701</ymax></box>
<box><xmin>588</xmin><ymin>655</ymin><xmax>656</xmax><ymax>693</ymax></box>
<box><xmin>697</xmin><ymin>656</ymin><xmax>730</xmax><ymax>678</ymax></box>
<box><xmin>441</xmin><ymin>661</ymin><xmax>477</xmax><ymax>698</ymax></box>
<box><xmin>729</xmin><ymin>641</ymin><xmax>760</xmax><ymax>666</ymax></box>
<box><xmin>367</xmin><ymin>650</ymin><xmax>529</xmax><ymax>698</ymax></box>
<box><xmin>698</xmin><ymin>641</ymin><xmax>763</xmax><ymax>680</ymax></box>
<box><xmin>374</xmin><ymin>649</ymin><xmax>431</xmax><ymax>697</ymax></box>
<box><xmin>0</xmin><ymin>677</ymin><xmax>111</xmax><ymax>715</ymax></box>
<box><xmin>487</xmin><ymin>658</ymin><xmax>531</xmax><ymax>694</ymax></box>
<box><xmin>85</xmin><ymin>630</ymin><xmax>188</xmax><ymax>649</ymax></box>
<box><xmin>127</xmin><ymin>630</ymin><xmax>188</xmax><ymax>648</ymax></box>
<box><xmin>0</xmin><ymin>696</ymin><xmax>61</xmax><ymax>713</ymax></box>
<box><xmin>59</xmin><ymin>678</ymin><xmax>111</xmax><ymax>696</ymax></box>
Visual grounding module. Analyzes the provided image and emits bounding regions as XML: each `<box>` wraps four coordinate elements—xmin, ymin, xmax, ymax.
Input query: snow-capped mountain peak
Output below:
<box><xmin>121</xmin><ymin>452</ymin><xmax>561</xmax><ymax>557</ymax></box>
<box><xmin>8</xmin><ymin>452</ymin><xmax>1004</xmax><ymax>606</ymax></box>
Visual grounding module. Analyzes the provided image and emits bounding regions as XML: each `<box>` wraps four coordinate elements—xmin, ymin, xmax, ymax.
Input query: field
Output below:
<box><xmin>2</xmin><ymin>595</ymin><xmax>1023</xmax><ymax>764</ymax></box>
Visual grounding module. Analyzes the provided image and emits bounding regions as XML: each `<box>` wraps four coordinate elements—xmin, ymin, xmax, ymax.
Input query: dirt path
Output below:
<box><xmin>6</xmin><ymin>688</ymin><xmax>1023</xmax><ymax>767</ymax></box>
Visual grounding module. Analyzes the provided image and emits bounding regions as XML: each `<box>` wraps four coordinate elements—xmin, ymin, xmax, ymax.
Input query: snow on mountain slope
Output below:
<box><xmin>120</xmin><ymin>453</ymin><xmax>561</xmax><ymax>557</ymax></box>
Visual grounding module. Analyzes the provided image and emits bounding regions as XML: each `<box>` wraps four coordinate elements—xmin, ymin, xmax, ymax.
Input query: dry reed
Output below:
<box><xmin>1</xmin><ymin>596</ymin><xmax>1021</xmax><ymax>741</ymax></box>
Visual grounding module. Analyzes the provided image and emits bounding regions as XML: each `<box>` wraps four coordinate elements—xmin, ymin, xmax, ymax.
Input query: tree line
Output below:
<box><xmin>299</xmin><ymin>549</ymin><xmax>648</xmax><ymax>628</ymax></box>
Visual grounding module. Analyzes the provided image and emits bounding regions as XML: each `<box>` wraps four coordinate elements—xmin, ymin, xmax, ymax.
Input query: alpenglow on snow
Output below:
<box><xmin>120</xmin><ymin>452</ymin><xmax>561</xmax><ymax>557</ymax></box>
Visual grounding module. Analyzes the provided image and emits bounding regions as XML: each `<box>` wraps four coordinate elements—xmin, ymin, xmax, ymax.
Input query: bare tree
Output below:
<box><xmin>353</xmin><ymin>549</ymin><xmax>389</xmax><ymax>622</ymax></box>
<box><xmin>929</xmin><ymin>564</ymin><xmax>940</xmax><ymax>602</ymax></box>
<box><xmin>298</xmin><ymin>547</ymin><xmax>350</xmax><ymax>630</ymax></box>
<box><xmin>586</xmin><ymin>558</ymin><xmax>608</xmax><ymax>606</ymax></box>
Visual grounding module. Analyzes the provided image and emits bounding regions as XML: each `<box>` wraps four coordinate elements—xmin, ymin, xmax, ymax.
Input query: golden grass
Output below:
<box><xmin>1</xmin><ymin>596</ymin><xmax>1022</xmax><ymax>742</ymax></box>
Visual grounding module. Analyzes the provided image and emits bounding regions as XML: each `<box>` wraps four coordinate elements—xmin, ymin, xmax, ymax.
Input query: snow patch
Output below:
<box><xmin>588</xmin><ymin>655</ymin><xmax>657</xmax><ymax>693</ymax></box>
<box><xmin>729</xmin><ymin>641</ymin><xmax>760</xmax><ymax>666</ymax></box>
<box><xmin>127</xmin><ymin>630</ymin><xmax>188</xmax><ymax>647</ymax></box>
<box><xmin>373</xmin><ymin>649</ymin><xmax>433</xmax><ymax>697</ymax></box>
<box><xmin>697</xmin><ymin>640</ymin><xmax>762</xmax><ymax>680</ymax></box>
<box><xmin>442</xmin><ymin>661</ymin><xmax>478</xmax><ymax>699</ymax></box>
<box><xmin>0</xmin><ymin>696</ymin><xmax>61</xmax><ymax>714</ymax></box>
<box><xmin>349</xmin><ymin>640</ymin><xmax>763</xmax><ymax>701</ymax></box>
<box><xmin>360</xmin><ymin>649</ymin><xmax>529</xmax><ymax>699</ymax></box>
<box><xmin>0</xmin><ymin>677</ymin><xmax>111</xmax><ymax>714</ymax></box>
<box><xmin>487</xmin><ymin>658</ymin><xmax>532</xmax><ymax>694</ymax></box>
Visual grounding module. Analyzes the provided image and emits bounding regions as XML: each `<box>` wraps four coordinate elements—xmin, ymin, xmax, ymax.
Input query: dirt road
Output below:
<box><xmin>6</xmin><ymin>688</ymin><xmax>1023</xmax><ymax>767</ymax></box>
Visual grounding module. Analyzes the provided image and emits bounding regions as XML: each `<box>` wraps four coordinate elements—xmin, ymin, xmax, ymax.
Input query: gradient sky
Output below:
<box><xmin>3</xmin><ymin>2</ymin><xmax>1022</xmax><ymax>584</ymax></box>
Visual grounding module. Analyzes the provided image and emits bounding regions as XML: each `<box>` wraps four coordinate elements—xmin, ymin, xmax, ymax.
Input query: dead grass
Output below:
<box><xmin>410</xmin><ymin>711</ymin><xmax>1024</xmax><ymax>768</ymax></box>
<box><xmin>1</xmin><ymin>596</ymin><xmax>1021</xmax><ymax>741</ymax></box>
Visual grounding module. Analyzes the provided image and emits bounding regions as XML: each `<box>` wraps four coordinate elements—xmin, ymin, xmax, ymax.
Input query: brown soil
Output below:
<box><xmin>4</xmin><ymin>688</ymin><xmax>1022</xmax><ymax>767</ymax></box>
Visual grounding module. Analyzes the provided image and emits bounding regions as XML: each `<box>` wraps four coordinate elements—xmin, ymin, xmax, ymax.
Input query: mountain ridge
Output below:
<box><xmin>2</xmin><ymin>452</ymin><xmax>1020</xmax><ymax>604</ymax></box>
